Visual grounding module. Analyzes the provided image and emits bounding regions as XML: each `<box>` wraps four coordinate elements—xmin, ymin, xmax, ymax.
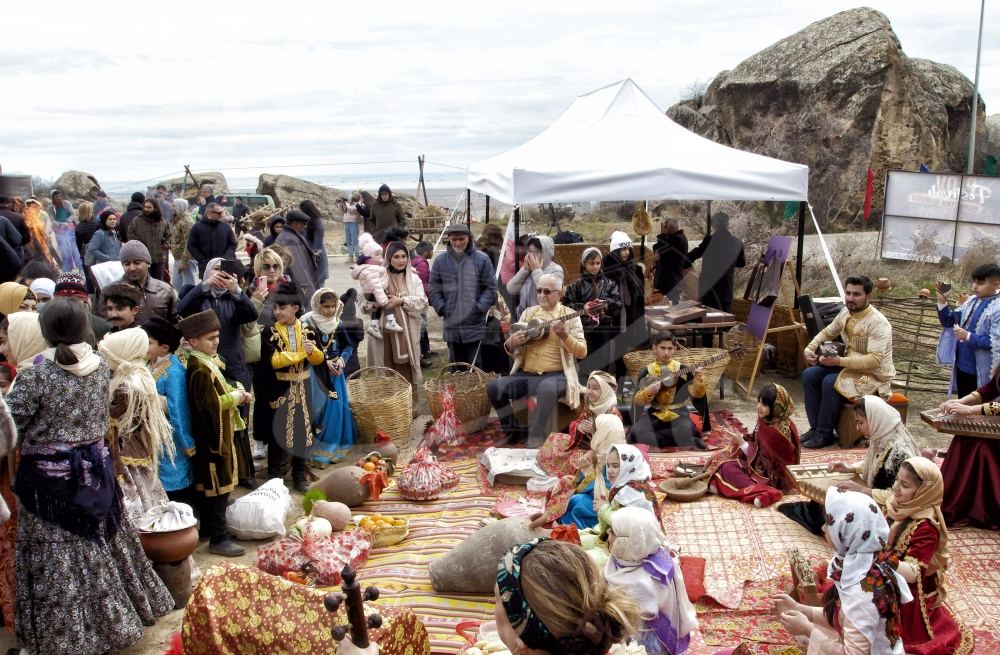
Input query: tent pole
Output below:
<box><xmin>514</xmin><ymin>206</ymin><xmax>521</xmax><ymax>269</ymax></box>
<box><xmin>466</xmin><ymin>189</ymin><xmax>472</xmax><ymax>227</ymax></box>
<box><xmin>795</xmin><ymin>201</ymin><xmax>806</xmax><ymax>307</ymax></box>
<box><xmin>485</xmin><ymin>195</ymin><xmax>490</xmax><ymax>224</ymax></box>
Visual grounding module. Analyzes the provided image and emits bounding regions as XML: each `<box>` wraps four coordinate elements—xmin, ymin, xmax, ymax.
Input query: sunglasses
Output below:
<box><xmin>537</xmin><ymin>288</ymin><xmax>558</xmax><ymax>295</ymax></box>
<box><xmin>261</xmin><ymin>264</ymin><xmax>280</xmax><ymax>271</ymax></box>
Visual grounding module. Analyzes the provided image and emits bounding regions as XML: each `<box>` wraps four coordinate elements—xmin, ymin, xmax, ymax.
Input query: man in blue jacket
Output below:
<box><xmin>429</xmin><ymin>224</ymin><xmax>497</xmax><ymax>366</ymax></box>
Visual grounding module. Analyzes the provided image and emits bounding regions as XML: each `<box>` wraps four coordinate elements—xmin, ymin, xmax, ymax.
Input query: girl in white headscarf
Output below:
<box><xmin>99</xmin><ymin>327</ymin><xmax>174</xmax><ymax>526</ymax></box>
<box><xmin>775</xmin><ymin>488</ymin><xmax>912</xmax><ymax>655</ymax></box>
<box><xmin>6</xmin><ymin>312</ymin><xmax>48</xmax><ymax>373</ymax></box>
<box><xmin>605</xmin><ymin>507</ymin><xmax>698</xmax><ymax>655</ymax></box>
<box><xmin>828</xmin><ymin>396</ymin><xmax>919</xmax><ymax>505</ymax></box>
<box><xmin>539</xmin><ymin>371</ymin><xmax>622</xmax><ymax>479</ymax></box>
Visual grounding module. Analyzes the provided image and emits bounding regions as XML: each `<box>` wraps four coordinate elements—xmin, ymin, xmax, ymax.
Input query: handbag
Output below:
<box><xmin>241</xmin><ymin>321</ymin><xmax>262</xmax><ymax>364</ymax></box>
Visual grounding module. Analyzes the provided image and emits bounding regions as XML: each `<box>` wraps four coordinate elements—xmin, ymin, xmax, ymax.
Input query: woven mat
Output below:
<box><xmin>346</xmin><ymin>425</ymin><xmax>1000</xmax><ymax>654</ymax></box>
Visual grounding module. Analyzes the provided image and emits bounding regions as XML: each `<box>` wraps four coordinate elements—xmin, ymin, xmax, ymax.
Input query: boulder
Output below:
<box><xmin>666</xmin><ymin>7</ymin><xmax>988</xmax><ymax>227</ymax></box>
<box><xmin>52</xmin><ymin>170</ymin><xmax>103</xmax><ymax>203</ymax></box>
<box><xmin>157</xmin><ymin>171</ymin><xmax>230</xmax><ymax>201</ymax></box>
<box><xmin>257</xmin><ymin>174</ymin><xmax>347</xmax><ymax>221</ymax></box>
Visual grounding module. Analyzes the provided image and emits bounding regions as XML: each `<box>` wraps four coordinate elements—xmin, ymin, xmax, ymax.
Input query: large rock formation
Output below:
<box><xmin>52</xmin><ymin>170</ymin><xmax>103</xmax><ymax>203</ymax></box>
<box><xmin>667</xmin><ymin>7</ymin><xmax>988</xmax><ymax>227</ymax></box>
<box><xmin>257</xmin><ymin>174</ymin><xmax>347</xmax><ymax>221</ymax></box>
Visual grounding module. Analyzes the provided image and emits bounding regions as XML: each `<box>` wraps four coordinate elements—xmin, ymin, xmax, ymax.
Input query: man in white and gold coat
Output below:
<box><xmin>801</xmin><ymin>275</ymin><xmax>895</xmax><ymax>448</ymax></box>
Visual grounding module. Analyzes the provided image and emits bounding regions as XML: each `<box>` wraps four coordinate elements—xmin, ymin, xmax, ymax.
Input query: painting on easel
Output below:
<box><xmin>746</xmin><ymin>236</ymin><xmax>793</xmax><ymax>340</ymax></box>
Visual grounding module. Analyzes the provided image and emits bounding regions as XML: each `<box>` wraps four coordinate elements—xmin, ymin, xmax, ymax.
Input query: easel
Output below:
<box><xmin>732</xmin><ymin>255</ymin><xmax>807</xmax><ymax>395</ymax></box>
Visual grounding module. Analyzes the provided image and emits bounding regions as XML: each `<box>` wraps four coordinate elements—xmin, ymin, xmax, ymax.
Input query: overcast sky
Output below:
<box><xmin>2</xmin><ymin>1</ymin><xmax>996</xmax><ymax>187</ymax></box>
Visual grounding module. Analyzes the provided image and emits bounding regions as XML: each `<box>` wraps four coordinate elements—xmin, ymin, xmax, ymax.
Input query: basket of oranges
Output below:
<box><xmin>357</xmin><ymin>513</ymin><xmax>409</xmax><ymax>548</ymax></box>
<box><xmin>356</xmin><ymin>451</ymin><xmax>394</xmax><ymax>477</ymax></box>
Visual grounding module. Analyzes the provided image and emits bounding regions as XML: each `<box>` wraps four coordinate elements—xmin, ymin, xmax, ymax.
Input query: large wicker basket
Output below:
<box><xmin>424</xmin><ymin>363</ymin><xmax>498</xmax><ymax>434</ymax></box>
<box><xmin>623</xmin><ymin>346</ymin><xmax>729</xmax><ymax>397</ymax></box>
<box><xmin>347</xmin><ymin>366</ymin><xmax>413</xmax><ymax>449</ymax></box>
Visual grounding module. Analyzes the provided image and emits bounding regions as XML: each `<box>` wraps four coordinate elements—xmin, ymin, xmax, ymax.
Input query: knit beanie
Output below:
<box><xmin>103</xmin><ymin>282</ymin><xmax>144</xmax><ymax>308</ymax></box>
<box><xmin>359</xmin><ymin>232</ymin><xmax>382</xmax><ymax>258</ymax></box>
<box><xmin>120</xmin><ymin>240</ymin><xmax>152</xmax><ymax>264</ymax></box>
<box><xmin>130</xmin><ymin>192</ymin><xmax>145</xmax><ymax>204</ymax></box>
<box><xmin>580</xmin><ymin>246</ymin><xmax>602</xmax><ymax>265</ymax></box>
<box><xmin>610</xmin><ymin>231</ymin><xmax>632</xmax><ymax>252</ymax></box>
<box><xmin>143</xmin><ymin>316</ymin><xmax>182</xmax><ymax>352</ymax></box>
<box><xmin>178</xmin><ymin>310</ymin><xmax>221</xmax><ymax>340</ymax></box>
<box><xmin>53</xmin><ymin>273</ymin><xmax>89</xmax><ymax>300</ymax></box>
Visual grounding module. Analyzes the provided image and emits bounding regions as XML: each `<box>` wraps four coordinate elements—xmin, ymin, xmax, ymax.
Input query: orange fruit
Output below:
<box><xmin>362</xmin><ymin>462</ymin><xmax>376</xmax><ymax>472</ymax></box>
<box><xmin>393</xmin><ymin>518</ymin><xmax>406</xmax><ymax>527</ymax></box>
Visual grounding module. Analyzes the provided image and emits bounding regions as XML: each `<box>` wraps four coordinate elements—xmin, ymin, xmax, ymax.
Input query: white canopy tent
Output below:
<box><xmin>466</xmin><ymin>78</ymin><xmax>809</xmax><ymax>204</ymax></box>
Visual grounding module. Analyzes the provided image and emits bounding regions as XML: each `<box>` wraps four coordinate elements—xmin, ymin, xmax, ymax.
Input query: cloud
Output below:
<box><xmin>2</xmin><ymin>0</ymin><xmax>996</xmax><ymax>184</ymax></box>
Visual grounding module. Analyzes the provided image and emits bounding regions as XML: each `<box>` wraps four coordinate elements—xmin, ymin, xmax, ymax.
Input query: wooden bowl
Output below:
<box><xmin>659</xmin><ymin>478</ymin><xmax>709</xmax><ymax>502</ymax></box>
<box><xmin>139</xmin><ymin>526</ymin><xmax>199</xmax><ymax>563</ymax></box>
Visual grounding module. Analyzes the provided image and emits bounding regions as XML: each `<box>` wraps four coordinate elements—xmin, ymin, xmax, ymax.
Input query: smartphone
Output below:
<box><xmin>220</xmin><ymin>259</ymin><xmax>244</xmax><ymax>277</ymax></box>
<box><xmin>257</xmin><ymin>276</ymin><xmax>268</xmax><ymax>290</ymax></box>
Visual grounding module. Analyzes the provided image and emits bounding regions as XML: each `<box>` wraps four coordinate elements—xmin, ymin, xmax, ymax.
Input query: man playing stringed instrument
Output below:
<box><xmin>487</xmin><ymin>274</ymin><xmax>587</xmax><ymax>448</ymax></box>
<box><xmin>630</xmin><ymin>332</ymin><xmax>709</xmax><ymax>450</ymax></box>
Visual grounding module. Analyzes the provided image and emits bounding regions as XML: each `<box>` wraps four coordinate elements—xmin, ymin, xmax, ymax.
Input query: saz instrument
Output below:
<box><xmin>920</xmin><ymin>409</ymin><xmax>1000</xmax><ymax>440</ymax></box>
<box><xmin>509</xmin><ymin>299</ymin><xmax>608</xmax><ymax>341</ymax></box>
<box><xmin>655</xmin><ymin>343</ymin><xmax>745</xmax><ymax>389</ymax></box>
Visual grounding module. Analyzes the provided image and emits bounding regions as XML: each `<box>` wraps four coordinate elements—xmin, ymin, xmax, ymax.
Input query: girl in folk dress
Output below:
<box><xmin>301</xmin><ymin>288</ymin><xmax>358</xmax><ymax>467</ymax></box>
<box><xmin>711</xmin><ymin>383</ymin><xmax>801</xmax><ymax>508</ymax></box>
<box><xmin>8</xmin><ymin>299</ymin><xmax>172</xmax><ymax>655</ymax></box>
<box><xmin>605</xmin><ymin>507</ymin><xmax>699</xmax><ymax>655</ymax></box>
<box><xmin>537</xmin><ymin>370</ymin><xmax>621</xmax><ymax>479</ymax></box>
<box><xmin>884</xmin><ymin>457</ymin><xmax>974</xmax><ymax>655</ymax></box>
<box><xmin>98</xmin><ymin>327</ymin><xmax>175</xmax><ymax>526</ymax></box>
<box><xmin>774</xmin><ymin>488</ymin><xmax>911</xmax><ymax>655</ymax></box>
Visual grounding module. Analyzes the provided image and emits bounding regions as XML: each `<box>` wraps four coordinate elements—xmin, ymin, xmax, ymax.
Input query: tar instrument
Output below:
<box><xmin>920</xmin><ymin>409</ymin><xmax>1000</xmax><ymax>440</ymax></box>
<box><xmin>509</xmin><ymin>299</ymin><xmax>608</xmax><ymax>341</ymax></box>
<box><xmin>655</xmin><ymin>343</ymin><xmax>745</xmax><ymax>389</ymax></box>
<box><xmin>786</xmin><ymin>463</ymin><xmax>860</xmax><ymax>504</ymax></box>
<box><xmin>817</xmin><ymin>340</ymin><xmax>846</xmax><ymax>358</ymax></box>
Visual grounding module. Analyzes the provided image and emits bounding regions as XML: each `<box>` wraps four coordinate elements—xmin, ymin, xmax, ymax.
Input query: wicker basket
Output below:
<box><xmin>623</xmin><ymin>347</ymin><xmax>729</xmax><ymax>397</ymax></box>
<box><xmin>723</xmin><ymin>324</ymin><xmax>761</xmax><ymax>383</ymax></box>
<box><xmin>371</xmin><ymin>520</ymin><xmax>409</xmax><ymax>548</ymax></box>
<box><xmin>424</xmin><ymin>363</ymin><xmax>498</xmax><ymax>434</ymax></box>
<box><xmin>347</xmin><ymin>366</ymin><xmax>413</xmax><ymax>449</ymax></box>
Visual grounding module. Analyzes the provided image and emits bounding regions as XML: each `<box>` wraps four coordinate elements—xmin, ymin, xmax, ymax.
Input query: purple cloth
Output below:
<box><xmin>641</xmin><ymin>548</ymin><xmax>690</xmax><ymax>655</ymax></box>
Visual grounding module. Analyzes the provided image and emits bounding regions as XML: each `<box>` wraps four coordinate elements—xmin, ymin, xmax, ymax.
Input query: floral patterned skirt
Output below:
<box><xmin>15</xmin><ymin>507</ymin><xmax>175</xmax><ymax>655</ymax></box>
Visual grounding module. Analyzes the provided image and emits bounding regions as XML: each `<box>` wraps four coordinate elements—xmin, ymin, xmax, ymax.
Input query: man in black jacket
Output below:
<box><xmin>117</xmin><ymin>192</ymin><xmax>145</xmax><ymax>242</ymax></box>
<box><xmin>684</xmin><ymin>212</ymin><xmax>746</xmax><ymax>313</ymax></box>
<box><xmin>652</xmin><ymin>217</ymin><xmax>689</xmax><ymax>302</ymax></box>
<box><xmin>188</xmin><ymin>202</ymin><xmax>237</xmax><ymax>277</ymax></box>
<box><xmin>428</xmin><ymin>223</ymin><xmax>497</xmax><ymax>365</ymax></box>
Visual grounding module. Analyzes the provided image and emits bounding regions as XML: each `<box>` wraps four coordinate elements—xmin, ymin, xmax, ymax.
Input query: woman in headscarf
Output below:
<box><xmin>262</xmin><ymin>214</ymin><xmax>285</xmax><ymax>247</ymax></box>
<box><xmin>605</xmin><ymin>507</ymin><xmax>699</xmax><ymax>655</ymax></box>
<box><xmin>301</xmin><ymin>288</ymin><xmax>357</xmax><ymax>467</ymax></box>
<box><xmin>7</xmin><ymin>299</ymin><xmax>172</xmax><ymax>655</ymax></box>
<box><xmin>494</xmin><ymin>539</ymin><xmax>639</xmax><ymax>655</ymax></box>
<box><xmin>711</xmin><ymin>383</ymin><xmax>801</xmax><ymax>508</ymax></box>
<box><xmin>774</xmin><ymin>488</ymin><xmax>911</xmax><ymax>655</ymax></box>
<box><xmin>28</xmin><ymin>278</ymin><xmax>54</xmax><ymax>310</ymax></box>
<box><xmin>537</xmin><ymin>371</ymin><xmax>621</xmax><ymax>479</ymax></box>
<box><xmin>829</xmin><ymin>396</ymin><xmax>919</xmax><ymax>505</ymax></box>
<box><xmin>603</xmin><ymin>231</ymin><xmax>647</xmax><ymax>377</ymax></box>
<box><xmin>0</xmin><ymin>311</ymin><xmax>47</xmax><ymax>632</ymax></box>
<box><xmin>506</xmin><ymin>235</ymin><xmax>564</xmax><ymax>318</ymax></box>
<box><xmin>884</xmin><ymin>457</ymin><xmax>974</xmax><ymax>654</ymax></box>
<box><xmin>98</xmin><ymin>327</ymin><xmax>174</xmax><ymax>526</ymax></box>
<box><xmin>564</xmin><ymin>247</ymin><xmax>622</xmax><ymax>378</ymax></box>
<box><xmin>0</xmin><ymin>282</ymin><xmax>36</xmax><ymax>316</ymax></box>
<box><xmin>364</xmin><ymin>241</ymin><xmax>427</xmax><ymax>415</ymax></box>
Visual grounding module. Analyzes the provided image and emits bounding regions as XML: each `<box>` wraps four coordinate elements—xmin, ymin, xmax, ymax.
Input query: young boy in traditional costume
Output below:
<box><xmin>936</xmin><ymin>263</ymin><xmax>1000</xmax><ymax>397</ymax></box>
<box><xmin>630</xmin><ymin>333</ymin><xmax>707</xmax><ymax>450</ymax></box>
<box><xmin>256</xmin><ymin>281</ymin><xmax>325</xmax><ymax>491</ymax></box>
<box><xmin>144</xmin><ymin>317</ymin><xmax>196</xmax><ymax>503</ymax></box>
<box><xmin>179</xmin><ymin>309</ymin><xmax>251</xmax><ymax>557</ymax></box>
<box><xmin>98</xmin><ymin>327</ymin><xmax>175</xmax><ymax>526</ymax></box>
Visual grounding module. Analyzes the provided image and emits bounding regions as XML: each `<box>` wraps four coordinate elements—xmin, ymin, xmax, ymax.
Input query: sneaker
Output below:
<box><xmin>366</xmin><ymin>321</ymin><xmax>383</xmax><ymax>339</ymax></box>
<box><xmin>384</xmin><ymin>316</ymin><xmax>404</xmax><ymax>332</ymax></box>
<box><xmin>209</xmin><ymin>539</ymin><xmax>246</xmax><ymax>557</ymax></box>
<box><xmin>251</xmin><ymin>441</ymin><xmax>267</xmax><ymax>460</ymax></box>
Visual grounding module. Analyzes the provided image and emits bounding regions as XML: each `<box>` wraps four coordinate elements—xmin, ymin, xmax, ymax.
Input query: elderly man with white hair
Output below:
<box><xmin>487</xmin><ymin>273</ymin><xmax>587</xmax><ymax>448</ymax></box>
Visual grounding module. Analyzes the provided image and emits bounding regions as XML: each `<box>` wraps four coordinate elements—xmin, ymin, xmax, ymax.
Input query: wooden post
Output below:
<box><xmin>485</xmin><ymin>195</ymin><xmax>490</xmax><ymax>224</ymax></box>
<box><xmin>416</xmin><ymin>155</ymin><xmax>429</xmax><ymax>208</ymax></box>
<box><xmin>513</xmin><ymin>206</ymin><xmax>521</xmax><ymax>269</ymax></box>
<box><xmin>795</xmin><ymin>201</ymin><xmax>806</xmax><ymax>307</ymax></box>
<box><xmin>466</xmin><ymin>189</ymin><xmax>472</xmax><ymax>227</ymax></box>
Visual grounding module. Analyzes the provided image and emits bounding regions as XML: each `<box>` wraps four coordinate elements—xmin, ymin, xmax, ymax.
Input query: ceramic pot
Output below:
<box><xmin>139</xmin><ymin>525</ymin><xmax>200</xmax><ymax>563</ymax></box>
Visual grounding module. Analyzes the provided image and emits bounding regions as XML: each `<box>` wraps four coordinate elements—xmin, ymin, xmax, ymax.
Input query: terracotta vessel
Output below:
<box><xmin>140</xmin><ymin>525</ymin><xmax>200</xmax><ymax>563</ymax></box>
